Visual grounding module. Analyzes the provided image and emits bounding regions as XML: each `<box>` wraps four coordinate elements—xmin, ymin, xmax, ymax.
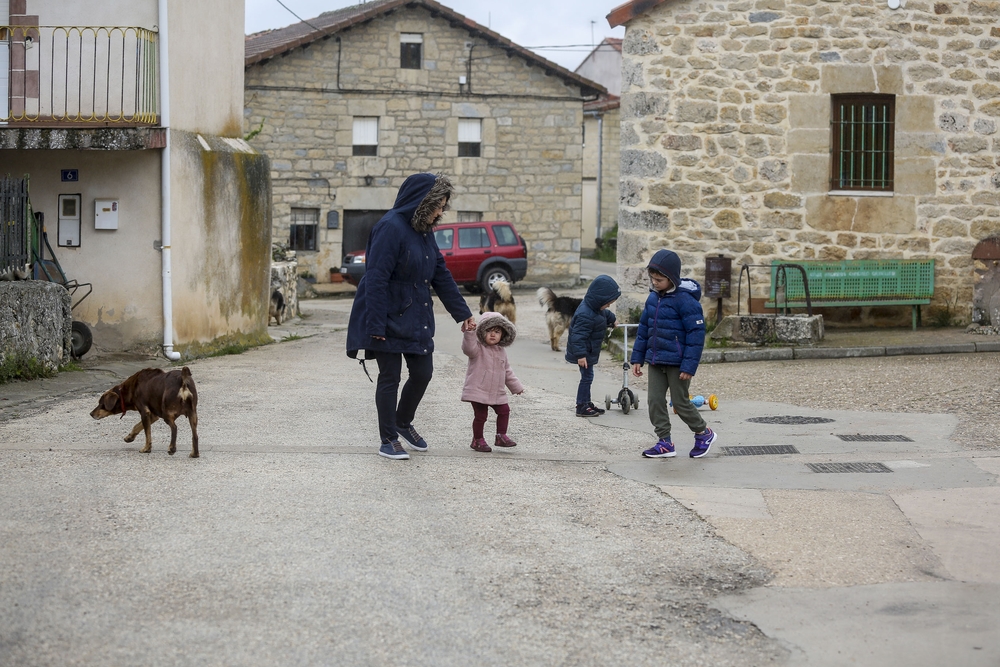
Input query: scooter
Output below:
<box><xmin>605</xmin><ymin>324</ymin><xmax>640</xmax><ymax>414</ymax></box>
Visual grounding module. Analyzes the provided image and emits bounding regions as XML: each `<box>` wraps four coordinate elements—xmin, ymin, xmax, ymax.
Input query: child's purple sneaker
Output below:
<box><xmin>690</xmin><ymin>428</ymin><xmax>717</xmax><ymax>458</ymax></box>
<box><xmin>642</xmin><ymin>439</ymin><xmax>675</xmax><ymax>458</ymax></box>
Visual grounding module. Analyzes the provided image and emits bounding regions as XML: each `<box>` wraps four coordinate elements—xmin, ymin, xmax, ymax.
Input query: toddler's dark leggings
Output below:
<box><xmin>471</xmin><ymin>402</ymin><xmax>510</xmax><ymax>439</ymax></box>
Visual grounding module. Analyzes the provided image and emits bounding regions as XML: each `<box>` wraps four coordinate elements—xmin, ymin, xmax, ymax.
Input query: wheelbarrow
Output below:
<box><xmin>32</xmin><ymin>220</ymin><xmax>93</xmax><ymax>358</ymax></box>
<box><xmin>606</xmin><ymin>324</ymin><xmax>640</xmax><ymax>414</ymax></box>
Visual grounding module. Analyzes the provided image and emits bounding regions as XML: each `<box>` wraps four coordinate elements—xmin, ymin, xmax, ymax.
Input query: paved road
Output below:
<box><xmin>1</xmin><ymin>282</ymin><xmax>998</xmax><ymax>666</ymax></box>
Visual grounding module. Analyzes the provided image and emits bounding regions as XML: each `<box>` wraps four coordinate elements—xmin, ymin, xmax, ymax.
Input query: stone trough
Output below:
<box><xmin>711</xmin><ymin>314</ymin><xmax>824</xmax><ymax>347</ymax></box>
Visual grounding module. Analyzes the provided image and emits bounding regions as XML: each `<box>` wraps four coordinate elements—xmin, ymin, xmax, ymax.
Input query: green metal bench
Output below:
<box><xmin>764</xmin><ymin>259</ymin><xmax>935</xmax><ymax>330</ymax></box>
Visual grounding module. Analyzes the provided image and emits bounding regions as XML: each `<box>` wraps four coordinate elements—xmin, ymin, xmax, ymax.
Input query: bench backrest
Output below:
<box><xmin>770</xmin><ymin>259</ymin><xmax>935</xmax><ymax>301</ymax></box>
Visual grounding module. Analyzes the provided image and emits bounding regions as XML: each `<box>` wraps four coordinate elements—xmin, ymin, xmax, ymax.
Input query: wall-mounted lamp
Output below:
<box><xmin>364</xmin><ymin>175</ymin><xmax>374</xmax><ymax>186</ymax></box>
<box><xmin>887</xmin><ymin>0</ymin><xmax>900</xmax><ymax>8</ymax></box>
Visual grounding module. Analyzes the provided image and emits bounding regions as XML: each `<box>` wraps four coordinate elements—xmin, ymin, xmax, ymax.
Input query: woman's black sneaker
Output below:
<box><xmin>588</xmin><ymin>402</ymin><xmax>606</xmax><ymax>415</ymax></box>
<box><xmin>576</xmin><ymin>404</ymin><xmax>600</xmax><ymax>417</ymax></box>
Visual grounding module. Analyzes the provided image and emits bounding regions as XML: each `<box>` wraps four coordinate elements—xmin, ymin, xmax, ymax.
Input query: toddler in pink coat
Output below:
<box><xmin>462</xmin><ymin>311</ymin><xmax>524</xmax><ymax>452</ymax></box>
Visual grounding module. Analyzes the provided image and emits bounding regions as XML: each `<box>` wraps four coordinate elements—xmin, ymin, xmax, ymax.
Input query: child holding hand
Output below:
<box><xmin>630</xmin><ymin>249</ymin><xmax>717</xmax><ymax>459</ymax></box>
<box><xmin>462</xmin><ymin>312</ymin><xmax>524</xmax><ymax>453</ymax></box>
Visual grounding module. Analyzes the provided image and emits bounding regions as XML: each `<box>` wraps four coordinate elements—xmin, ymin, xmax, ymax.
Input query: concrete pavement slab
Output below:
<box><xmin>892</xmin><ymin>487</ymin><xmax>1000</xmax><ymax>584</ymax></box>
<box><xmin>702</xmin><ymin>489</ymin><xmax>945</xmax><ymax>587</ymax></box>
<box><xmin>659</xmin><ymin>486</ymin><xmax>772</xmax><ymax>519</ymax></box>
<box><xmin>714</xmin><ymin>583</ymin><xmax>1000</xmax><ymax>667</ymax></box>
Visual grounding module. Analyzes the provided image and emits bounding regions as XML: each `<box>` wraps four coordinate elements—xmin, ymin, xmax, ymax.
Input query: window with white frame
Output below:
<box><xmin>458</xmin><ymin>118</ymin><xmax>481</xmax><ymax>157</ymax></box>
<box><xmin>352</xmin><ymin>117</ymin><xmax>378</xmax><ymax>156</ymax></box>
<box><xmin>400</xmin><ymin>33</ymin><xmax>422</xmax><ymax>69</ymax></box>
<box><xmin>457</xmin><ymin>211</ymin><xmax>482</xmax><ymax>222</ymax></box>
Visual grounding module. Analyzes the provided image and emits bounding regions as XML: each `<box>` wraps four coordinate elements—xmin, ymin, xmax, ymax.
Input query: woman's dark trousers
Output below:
<box><xmin>373</xmin><ymin>351</ymin><xmax>434</xmax><ymax>443</ymax></box>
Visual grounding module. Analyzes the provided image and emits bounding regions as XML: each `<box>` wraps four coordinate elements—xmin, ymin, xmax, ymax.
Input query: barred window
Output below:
<box><xmin>456</xmin><ymin>211</ymin><xmax>482</xmax><ymax>222</ymax></box>
<box><xmin>831</xmin><ymin>94</ymin><xmax>895</xmax><ymax>192</ymax></box>
<box><xmin>290</xmin><ymin>208</ymin><xmax>319</xmax><ymax>251</ymax></box>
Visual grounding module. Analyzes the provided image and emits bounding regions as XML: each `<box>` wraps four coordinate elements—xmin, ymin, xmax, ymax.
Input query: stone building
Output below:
<box><xmin>244</xmin><ymin>0</ymin><xmax>604</xmax><ymax>286</ymax></box>
<box><xmin>577</xmin><ymin>39</ymin><xmax>623</xmax><ymax>252</ymax></box>
<box><xmin>608</xmin><ymin>0</ymin><xmax>1000</xmax><ymax>325</ymax></box>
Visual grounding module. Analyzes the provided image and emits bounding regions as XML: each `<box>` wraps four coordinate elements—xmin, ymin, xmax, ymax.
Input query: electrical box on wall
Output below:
<box><xmin>327</xmin><ymin>210</ymin><xmax>340</xmax><ymax>229</ymax></box>
<box><xmin>58</xmin><ymin>194</ymin><xmax>82</xmax><ymax>247</ymax></box>
<box><xmin>95</xmin><ymin>199</ymin><xmax>119</xmax><ymax>230</ymax></box>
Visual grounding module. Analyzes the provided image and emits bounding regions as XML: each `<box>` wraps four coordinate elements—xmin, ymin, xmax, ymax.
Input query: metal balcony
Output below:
<box><xmin>1</xmin><ymin>25</ymin><xmax>158</xmax><ymax>127</ymax></box>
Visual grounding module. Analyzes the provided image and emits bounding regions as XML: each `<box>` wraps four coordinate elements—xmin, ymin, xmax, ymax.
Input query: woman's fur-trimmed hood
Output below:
<box><xmin>477</xmin><ymin>312</ymin><xmax>517</xmax><ymax>347</ymax></box>
<box><xmin>411</xmin><ymin>174</ymin><xmax>454</xmax><ymax>232</ymax></box>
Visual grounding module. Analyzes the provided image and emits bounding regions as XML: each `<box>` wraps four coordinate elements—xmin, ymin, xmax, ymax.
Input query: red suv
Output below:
<box><xmin>341</xmin><ymin>220</ymin><xmax>527</xmax><ymax>293</ymax></box>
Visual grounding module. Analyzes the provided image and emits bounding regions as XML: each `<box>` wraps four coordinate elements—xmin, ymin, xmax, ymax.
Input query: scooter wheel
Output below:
<box><xmin>605</xmin><ymin>395</ymin><xmax>612</xmax><ymax>411</ymax></box>
<box><xmin>708</xmin><ymin>394</ymin><xmax>719</xmax><ymax>410</ymax></box>
<box><xmin>619</xmin><ymin>389</ymin><xmax>631</xmax><ymax>415</ymax></box>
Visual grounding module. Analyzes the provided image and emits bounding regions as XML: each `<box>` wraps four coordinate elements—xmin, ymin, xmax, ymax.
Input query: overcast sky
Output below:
<box><xmin>244</xmin><ymin>0</ymin><xmax>626</xmax><ymax>71</ymax></box>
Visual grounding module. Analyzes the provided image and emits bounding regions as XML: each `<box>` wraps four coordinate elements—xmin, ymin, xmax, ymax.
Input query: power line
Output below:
<box><xmin>273</xmin><ymin>0</ymin><xmax>324</xmax><ymax>33</ymax></box>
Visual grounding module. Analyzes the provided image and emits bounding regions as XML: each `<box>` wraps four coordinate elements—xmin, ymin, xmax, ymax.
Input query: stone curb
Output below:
<box><xmin>607</xmin><ymin>339</ymin><xmax>999</xmax><ymax>364</ymax></box>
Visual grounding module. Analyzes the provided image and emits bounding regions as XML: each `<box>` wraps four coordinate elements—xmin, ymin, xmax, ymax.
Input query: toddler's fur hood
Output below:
<box><xmin>477</xmin><ymin>312</ymin><xmax>516</xmax><ymax>347</ymax></box>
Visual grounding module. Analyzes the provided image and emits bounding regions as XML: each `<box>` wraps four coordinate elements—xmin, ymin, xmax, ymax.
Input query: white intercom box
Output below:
<box><xmin>95</xmin><ymin>199</ymin><xmax>119</xmax><ymax>230</ymax></box>
<box><xmin>58</xmin><ymin>194</ymin><xmax>81</xmax><ymax>247</ymax></box>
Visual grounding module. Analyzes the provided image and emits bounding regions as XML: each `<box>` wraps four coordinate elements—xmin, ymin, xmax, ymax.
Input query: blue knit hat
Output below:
<box><xmin>647</xmin><ymin>249</ymin><xmax>681</xmax><ymax>287</ymax></box>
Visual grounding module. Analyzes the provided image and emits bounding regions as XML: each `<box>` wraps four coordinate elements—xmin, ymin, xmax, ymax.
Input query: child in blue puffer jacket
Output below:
<box><xmin>566</xmin><ymin>274</ymin><xmax>621</xmax><ymax>417</ymax></box>
<box><xmin>630</xmin><ymin>250</ymin><xmax>717</xmax><ymax>459</ymax></box>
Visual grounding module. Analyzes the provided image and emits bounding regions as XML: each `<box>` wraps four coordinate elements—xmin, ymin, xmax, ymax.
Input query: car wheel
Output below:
<box><xmin>480</xmin><ymin>266</ymin><xmax>511</xmax><ymax>293</ymax></box>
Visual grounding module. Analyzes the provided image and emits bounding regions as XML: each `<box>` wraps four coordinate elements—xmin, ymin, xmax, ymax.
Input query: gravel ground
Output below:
<box><xmin>690</xmin><ymin>354</ymin><xmax>1000</xmax><ymax>451</ymax></box>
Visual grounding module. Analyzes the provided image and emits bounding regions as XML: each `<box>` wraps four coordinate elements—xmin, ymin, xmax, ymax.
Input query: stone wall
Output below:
<box><xmin>0</xmin><ymin>281</ymin><xmax>72</xmax><ymax>370</ymax></box>
<box><xmin>617</xmin><ymin>0</ymin><xmax>1000</xmax><ymax>323</ymax></box>
<box><xmin>245</xmin><ymin>4</ymin><xmax>589</xmax><ymax>285</ymax></box>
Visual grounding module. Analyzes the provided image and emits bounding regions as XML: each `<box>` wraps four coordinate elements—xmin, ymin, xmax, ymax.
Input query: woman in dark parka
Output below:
<box><xmin>346</xmin><ymin>173</ymin><xmax>475</xmax><ymax>460</ymax></box>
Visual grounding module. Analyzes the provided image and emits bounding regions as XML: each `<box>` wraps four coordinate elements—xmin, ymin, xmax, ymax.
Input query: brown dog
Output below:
<box><xmin>536</xmin><ymin>287</ymin><xmax>583</xmax><ymax>351</ymax></box>
<box><xmin>90</xmin><ymin>367</ymin><xmax>199</xmax><ymax>458</ymax></box>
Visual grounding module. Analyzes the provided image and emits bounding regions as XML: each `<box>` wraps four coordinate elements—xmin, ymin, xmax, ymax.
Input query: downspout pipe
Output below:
<box><xmin>584</xmin><ymin>110</ymin><xmax>604</xmax><ymax>243</ymax></box>
<box><xmin>157</xmin><ymin>0</ymin><xmax>180</xmax><ymax>360</ymax></box>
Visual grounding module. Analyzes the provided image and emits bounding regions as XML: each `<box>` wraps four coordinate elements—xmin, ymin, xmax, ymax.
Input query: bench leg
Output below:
<box><xmin>912</xmin><ymin>305</ymin><xmax>918</xmax><ymax>330</ymax></box>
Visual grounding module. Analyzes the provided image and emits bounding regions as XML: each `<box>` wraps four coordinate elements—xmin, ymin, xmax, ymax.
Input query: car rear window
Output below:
<box><xmin>492</xmin><ymin>225</ymin><xmax>518</xmax><ymax>246</ymax></box>
<box><xmin>458</xmin><ymin>227</ymin><xmax>490</xmax><ymax>249</ymax></box>
<box><xmin>434</xmin><ymin>228</ymin><xmax>454</xmax><ymax>249</ymax></box>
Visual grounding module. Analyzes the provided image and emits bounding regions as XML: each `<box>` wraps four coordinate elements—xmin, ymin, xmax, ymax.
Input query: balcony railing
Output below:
<box><xmin>0</xmin><ymin>26</ymin><xmax>158</xmax><ymax>126</ymax></box>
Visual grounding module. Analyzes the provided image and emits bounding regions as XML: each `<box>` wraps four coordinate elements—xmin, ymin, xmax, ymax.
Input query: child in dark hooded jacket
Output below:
<box><xmin>630</xmin><ymin>250</ymin><xmax>717</xmax><ymax>459</ymax></box>
<box><xmin>565</xmin><ymin>274</ymin><xmax>621</xmax><ymax>417</ymax></box>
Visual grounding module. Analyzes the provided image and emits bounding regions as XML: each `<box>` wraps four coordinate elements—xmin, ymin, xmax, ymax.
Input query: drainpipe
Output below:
<box><xmin>584</xmin><ymin>110</ymin><xmax>604</xmax><ymax>242</ymax></box>
<box><xmin>596</xmin><ymin>113</ymin><xmax>604</xmax><ymax>242</ymax></box>
<box><xmin>157</xmin><ymin>0</ymin><xmax>180</xmax><ymax>360</ymax></box>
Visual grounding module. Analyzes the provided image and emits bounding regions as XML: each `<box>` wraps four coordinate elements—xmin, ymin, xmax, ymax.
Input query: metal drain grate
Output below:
<box><xmin>807</xmin><ymin>462</ymin><xmax>893</xmax><ymax>473</ymax></box>
<box><xmin>747</xmin><ymin>416</ymin><xmax>836</xmax><ymax>425</ymax></box>
<box><xmin>723</xmin><ymin>445</ymin><xmax>800</xmax><ymax>456</ymax></box>
<box><xmin>836</xmin><ymin>434</ymin><xmax>913</xmax><ymax>442</ymax></box>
